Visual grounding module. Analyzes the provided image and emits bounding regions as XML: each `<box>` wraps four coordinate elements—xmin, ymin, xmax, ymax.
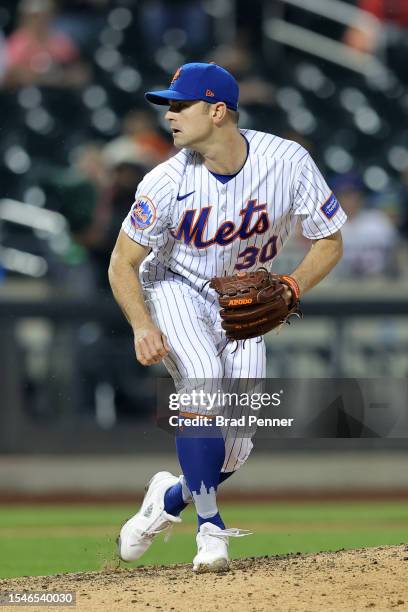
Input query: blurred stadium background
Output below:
<box><xmin>1</xmin><ymin>0</ymin><xmax>408</xmax><ymax>513</ymax></box>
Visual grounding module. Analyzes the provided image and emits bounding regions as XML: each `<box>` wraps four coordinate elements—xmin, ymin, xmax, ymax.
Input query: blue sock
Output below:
<box><xmin>163</xmin><ymin>471</ymin><xmax>234</xmax><ymax>517</ymax></box>
<box><xmin>164</xmin><ymin>482</ymin><xmax>187</xmax><ymax>516</ymax></box>
<box><xmin>176</xmin><ymin>423</ymin><xmax>226</xmax><ymax>530</ymax></box>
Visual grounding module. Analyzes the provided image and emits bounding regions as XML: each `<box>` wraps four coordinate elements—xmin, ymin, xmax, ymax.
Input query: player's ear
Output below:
<box><xmin>211</xmin><ymin>102</ymin><xmax>228</xmax><ymax>124</ymax></box>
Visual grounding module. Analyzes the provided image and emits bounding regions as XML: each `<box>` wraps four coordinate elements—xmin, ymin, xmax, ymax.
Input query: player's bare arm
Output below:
<box><xmin>108</xmin><ymin>230</ymin><xmax>170</xmax><ymax>366</ymax></box>
<box><xmin>290</xmin><ymin>230</ymin><xmax>343</xmax><ymax>297</ymax></box>
<box><xmin>211</xmin><ymin>231</ymin><xmax>343</xmax><ymax>341</ymax></box>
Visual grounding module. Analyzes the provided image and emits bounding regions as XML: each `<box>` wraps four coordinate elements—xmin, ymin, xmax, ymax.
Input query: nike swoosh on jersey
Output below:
<box><xmin>176</xmin><ymin>191</ymin><xmax>195</xmax><ymax>201</ymax></box>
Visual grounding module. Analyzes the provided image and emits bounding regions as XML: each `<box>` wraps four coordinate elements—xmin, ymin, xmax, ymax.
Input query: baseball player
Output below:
<box><xmin>109</xmin><ymin>62</ymin><xmax>345</xmax><ymax>572</ymax></box>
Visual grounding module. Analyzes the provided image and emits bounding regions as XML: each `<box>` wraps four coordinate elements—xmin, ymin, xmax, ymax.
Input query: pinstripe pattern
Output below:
<box><xmin>122</xmin><ymin>129</ymin><xmax>346</xmax><ymax>290</ymax></box>
<box><xmin>144</xmin><ymin>281</ymin><xmax>264</xmax><ymax>471</ymax></box>
<box><xmin>122</xmin><ymin>129</ymin><xmax>346</xmax><ymax>471</ymax></box>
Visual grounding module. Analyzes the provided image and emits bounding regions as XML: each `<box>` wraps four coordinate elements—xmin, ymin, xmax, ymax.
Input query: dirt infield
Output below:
<box><xmin>1</xmin><ymin>545</ymin><xmax>407</xmax><ymax>612</ymax></box>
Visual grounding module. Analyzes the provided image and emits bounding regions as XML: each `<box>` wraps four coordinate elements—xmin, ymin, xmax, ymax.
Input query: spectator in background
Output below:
<box><xmin>76</xmin><ymin>149</ymin><xmax>148</xmax><ymax>290</ymax></box>
<box><xmin>3</xmin><ymin>0</ymin><xmax>90</xmax><ymax>89</ymax></box>
<box><xmin>103</xmin><ymin>109</ymin><xmax>173</xmax><ymax>167</ymax></box>
<box><xmin>359</xmin><ymin>0</ymin><xmax>408</xmax><ymax>27</ymax></box>
<box><xmin>71</xmin><ymin>141</ymin><xmax>109</xmax><ymax>192</ymax></box>
<box><xmin>36</xmin><ymin>142</ymin><xmax>108</xmax><ymax>244</ymax></box>
<box><xmin>54</xmin><ymin>0</ymin><xmax>109</xmax><ymax>53</ymax></box>
<box><xmin>344</xmin><ymin>0</ymin><xmax>408</xmax><ymax>79</ymax></box>
<box><xmin>209</xmin><ymin>40</ymin><xmax>275</xmax><ymax>107</ymax></box>
<box><xmin>35</xmin><ymin>141</ymin><xmax>147</xmax><ymax>290</ymax></box>
<box><xmin>140</xmin><ymin>0</ymin><xmax>211</xmax><ymax>56</ymax></box>
<box><xmin>333</xmin><ymin>173</ymin><xmax>398</xmax><ymax>277</ymax></box>
<box><xmin>121</xmin><ymin>109</ymin><xmax>174</xmax><ymax>163</ymax></box>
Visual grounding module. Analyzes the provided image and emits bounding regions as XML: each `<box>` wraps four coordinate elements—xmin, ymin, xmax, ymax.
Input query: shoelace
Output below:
<box><xmin>139</xmin><ymin>513</ymin><xmax>181</xmax><ymax>540</ymax></box>
<box><xmin>207</xmin><ymin>527</ymin><xmax>253</xmax><ymax>540</ymax></box>
<box><xmin>130</xmin><ymin>523</ymin><xmax>176</xmax><ymax>547</ymax></box>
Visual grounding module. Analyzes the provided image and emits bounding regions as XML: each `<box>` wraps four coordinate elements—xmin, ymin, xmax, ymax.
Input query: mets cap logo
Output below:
<box><xmin>171</xmin><ymin>67</ymin><xmax>182</xmax><ymax>84</ymax></box>
<box><xmin>130</xmin><ymin>196</ymin><xmax>156</xmax><ymax>230</ymax></box>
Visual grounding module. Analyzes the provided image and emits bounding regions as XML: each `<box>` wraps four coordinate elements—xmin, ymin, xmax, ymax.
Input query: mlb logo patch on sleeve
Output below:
<box><xmin>130</xmin><ymin>196</ymin><xmax>156</xmax><ymax>230</ymax></box>
<box><xmin>321</xmin><ymin>193</ymin><xmax>339</xmax><ymax>219</ymax></box>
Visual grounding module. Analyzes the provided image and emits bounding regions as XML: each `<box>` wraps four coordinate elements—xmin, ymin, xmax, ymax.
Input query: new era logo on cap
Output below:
<box><xmin>144</xmin><ymin>62</ymin><xmax>239</xmax><ymax>111</ymax></box>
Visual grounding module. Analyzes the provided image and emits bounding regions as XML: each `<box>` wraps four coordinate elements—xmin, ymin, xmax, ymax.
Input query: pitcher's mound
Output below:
<box><xmin>1</xmin><ymin>545</ymin><xmax>407</xmax><ymax>611</ymax></box>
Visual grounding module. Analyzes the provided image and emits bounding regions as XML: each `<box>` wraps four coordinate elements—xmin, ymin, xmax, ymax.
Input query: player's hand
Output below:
<box><xmin>133</xmin><ymin>324</ymin><xmax>170</xmax><ymax>366</ymax></box>
<box><xmin>282</xmin><ymin>286</ymin><xmax>293</xmax><ymax>306</ymax></box>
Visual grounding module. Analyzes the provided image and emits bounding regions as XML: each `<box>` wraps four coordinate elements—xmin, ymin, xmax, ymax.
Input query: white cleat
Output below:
<box><xmin>192</xmin><ymin>522</ymin><xmax>252</xmax><ymax>573</ymax></box>
<box><xmin>118</xmin><ymin>471</ymin><xmax>181</xmax><ymax>562</ymax></box>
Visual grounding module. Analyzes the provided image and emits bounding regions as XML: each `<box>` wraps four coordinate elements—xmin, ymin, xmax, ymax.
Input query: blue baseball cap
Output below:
<box><xmin>145</xmin><ymin>62</ymin><xmax>239</xmax><ymax>111</ymax></box>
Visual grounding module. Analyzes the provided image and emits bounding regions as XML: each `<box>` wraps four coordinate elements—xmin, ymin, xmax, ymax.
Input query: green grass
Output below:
<box><xmin>0</xmin><ymin>502</ymin><xmax>407</xmax><ymax>579</ymax></box>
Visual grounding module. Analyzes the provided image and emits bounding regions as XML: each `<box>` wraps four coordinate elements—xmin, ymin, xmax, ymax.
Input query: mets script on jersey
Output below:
<box><xmin>123</xmin><ymin>129</ymin><xmax>346</xmax><ymax>290</ymax></box>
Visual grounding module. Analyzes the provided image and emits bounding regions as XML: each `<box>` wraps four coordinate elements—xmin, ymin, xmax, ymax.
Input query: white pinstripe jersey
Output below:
<box><xmin>122</xmin><ymin>129</ymin><xmax>346</xmax><ymax>291</ymax></box>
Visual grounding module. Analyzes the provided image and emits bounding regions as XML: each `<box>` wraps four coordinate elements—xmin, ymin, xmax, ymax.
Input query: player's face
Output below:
<box><xmin>165</xmin><ymin>100</ymin><xmax>213</xmax><ymax>150</ymax></box>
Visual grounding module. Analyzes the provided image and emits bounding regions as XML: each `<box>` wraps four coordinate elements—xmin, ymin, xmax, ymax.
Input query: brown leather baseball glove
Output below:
<box><xmin>209</xmin><ymin>269</ymin><xmax>302</xmax><ymax>341</ymax></box>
